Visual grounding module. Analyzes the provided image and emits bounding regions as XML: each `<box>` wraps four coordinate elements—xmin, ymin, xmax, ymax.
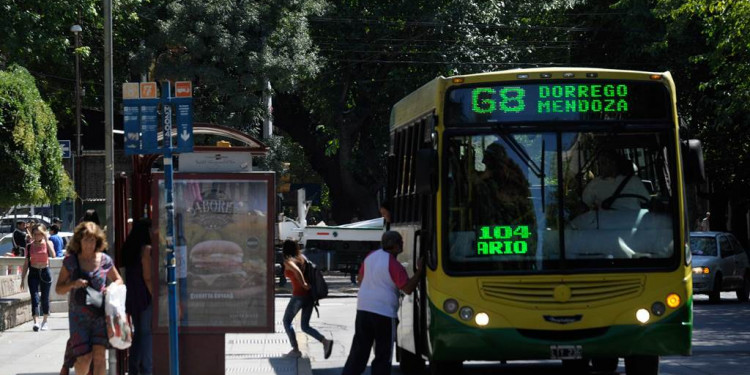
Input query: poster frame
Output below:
<box><xmin>150</xmin><ymin>172</ymin><xmax>275</xmax><ymax>334</ymax></box>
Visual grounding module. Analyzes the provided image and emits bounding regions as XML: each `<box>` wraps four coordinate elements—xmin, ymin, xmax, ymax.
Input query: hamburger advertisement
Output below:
<box><xmin>155</xmin><ymin>175</ymin><xmax>273</xmax><ymax>332</ymax></box>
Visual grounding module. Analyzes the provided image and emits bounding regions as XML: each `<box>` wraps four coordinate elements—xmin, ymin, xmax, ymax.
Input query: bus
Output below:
<box><xmin>387</xmin><ymin>68</ymin><xmax>705</xmax><ymax>375</ymax></box>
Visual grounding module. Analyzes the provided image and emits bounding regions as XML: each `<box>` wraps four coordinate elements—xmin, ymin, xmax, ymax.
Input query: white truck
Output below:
<box><xmin>277</xmin><ymin>189</ymin><xmax>384</xmax><ymax>273</ymax></box>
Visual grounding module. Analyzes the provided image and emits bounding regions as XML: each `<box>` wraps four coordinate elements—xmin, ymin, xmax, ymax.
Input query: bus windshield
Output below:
<box><xmin>444</xmin><ymin>127</ymin><xmax>679</xmax><ymax>274</ymax></box>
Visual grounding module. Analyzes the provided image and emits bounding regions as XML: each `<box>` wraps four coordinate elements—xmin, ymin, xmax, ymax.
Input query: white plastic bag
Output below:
<box><xmin>105</xmin><ymin>283</ymin><xmax>133</xmax><ymax>349</ymax></box>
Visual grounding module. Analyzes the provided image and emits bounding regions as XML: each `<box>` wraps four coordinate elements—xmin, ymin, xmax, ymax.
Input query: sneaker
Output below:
<box><xmin>283</xmin><ymin>349</ymin><xmax>301</xmax><ymax>358</ymax></box>
<box><xmin>323</xmin><ymin>339</ymin><xmax>333</xmax><ymax>359</ymax></box>
<box><xmin>40</xmin><ymin>321</ymin><xmax>49</xmax><ymax>331</ymax></box>
<box><xmin>33</xmin><ymin>323</ymin><xmax>39</xmax><ymax>332</ymax></box>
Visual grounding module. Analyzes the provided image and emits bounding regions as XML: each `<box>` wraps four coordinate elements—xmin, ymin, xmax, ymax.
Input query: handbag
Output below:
<box><xmin>73</xmin><ymin>255</ymin><xmax>105</xmax><ymax>311</ymax></box>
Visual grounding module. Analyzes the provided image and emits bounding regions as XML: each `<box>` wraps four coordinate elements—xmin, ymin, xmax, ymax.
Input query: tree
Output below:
<box><xmin>652</xmin><ymin>0</ymin><xmax>750</xmax><ymax>231</ymax></box>
<box><xmin>135</xmin><ymin>0</ymin><xmax>326</xmax><ymax>129</ymax></box>
<box><xmin>0</xmin><ymin>65</ymin><xmax>74</xmax><ymax>206</ymax></box>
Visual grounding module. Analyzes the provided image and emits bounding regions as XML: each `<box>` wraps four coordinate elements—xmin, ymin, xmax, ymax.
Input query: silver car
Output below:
<box><xmin>690</xmin><ymin>231</ymin><xmax>750</xmax><ymax>302</ymax></box>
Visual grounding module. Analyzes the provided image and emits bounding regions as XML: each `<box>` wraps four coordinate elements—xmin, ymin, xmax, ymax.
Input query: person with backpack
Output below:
<box><xmin>341</xmin><ymin>231</ymin><xmax>424</xmax><ymax>375</ymax></box>
<box><xmin>281</xmin><ymin>240</ymin><xmax>333</xmax><ymax>359</ymax></box>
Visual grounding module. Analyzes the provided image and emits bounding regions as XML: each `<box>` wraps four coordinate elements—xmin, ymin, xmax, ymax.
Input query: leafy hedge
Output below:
<box><xmin>0</xmin><ymin>65</ymin><xmax>73</xmax><ymax>206</ymax></box>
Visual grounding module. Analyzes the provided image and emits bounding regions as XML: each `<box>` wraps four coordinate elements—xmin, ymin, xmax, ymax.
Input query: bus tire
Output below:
<box><xmin>625</xmin><ymin>355</ymin><xmax>659</xmax><ymax>375</ymax></box>
<box><xmin>398</xmin><ymin>346</ymin><xmax>425</xmax><ymax>374</ymax></box>
<box><xmin>709</xmin><ymin>274</ymin><xmax>723</xmax><ymax>303</ymax></box>
<box><xmin>429</xmin><ymin>360</ymin><xmax>462</xmax><ymax>375</ymax></box>
<box><xmin>591</xmin><ymin>357</ymin><xmax>619</xmax><ymax>372</ymax></box>
<box><xmin>562</xmin><ymin>359</ymin><xmax>590</xmax><ymax>373</ymax></box>
<box><xmin>736</xmin><ymin>273</ymin><xmax>750</xmax><ymax>302</ymax></box>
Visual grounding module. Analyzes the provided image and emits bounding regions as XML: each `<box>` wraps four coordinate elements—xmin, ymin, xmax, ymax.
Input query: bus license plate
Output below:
<box><xmin>550</xmin><ymin>345</ymin><xmax>583</xmax><ymax>359</ymax></box>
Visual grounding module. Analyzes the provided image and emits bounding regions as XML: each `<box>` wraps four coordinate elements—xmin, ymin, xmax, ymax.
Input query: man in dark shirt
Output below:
<box><xmin>11</xmin><ymin>221</ymin><xmax>27</xmax><ymax>256</ymax></box>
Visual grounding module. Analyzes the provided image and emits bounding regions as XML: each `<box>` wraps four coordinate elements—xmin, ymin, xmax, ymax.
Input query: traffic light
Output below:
<box><xmin>278</xmin><ymin>162</ymin><xmax>291</xmax><ymax>193</ymax></box>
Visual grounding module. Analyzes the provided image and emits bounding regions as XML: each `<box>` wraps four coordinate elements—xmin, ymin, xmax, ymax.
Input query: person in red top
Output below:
<box><xmin>281</xmin><ymin>240</ymin><xmax>334</xmax><ymax>358</ymax></box>
<box><xmin>20</xmin><ymin>223</ymin><xmax>56</xmax><ymax>331</ymax></box>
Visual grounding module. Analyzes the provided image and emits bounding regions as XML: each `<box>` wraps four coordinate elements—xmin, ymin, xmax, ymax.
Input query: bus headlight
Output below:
<box><xmin>636</xmin><ymin>308</ymin><xmax>650</xmax><ymax>323</ymax></box>
<box><xmin>443</xmin><ymin>299</ymin><xmax>459</xmax><ymax>314</ymax></box>
<box><xmin>459</xmin><ymin>306</ymin><xmax>474</xmax><ymax>321</ymax></box>
<box><xmin>475</xmin><ymin>312</ymin><xmax>489</xmax><ymax>326</ymax></box>
<box><xmin>692</xmin><ymin>266</ymin><xmax>710</xmax><ymax>274</ymax></box>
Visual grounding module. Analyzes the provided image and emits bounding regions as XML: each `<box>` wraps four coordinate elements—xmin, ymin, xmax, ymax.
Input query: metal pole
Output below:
<box><xmin>71</xmin><ymin>25</ymin><xmax>82</xmax><ymax>224</ymax></box>
<box><xmin>162</xmin><ymin>82</ymin><xmax>180</xmax><ymax>375</ymax></box>
<box><xmin>103</xmin><ymin>0</ymin><xmax>116</xmax><ymax>373</ymax></box>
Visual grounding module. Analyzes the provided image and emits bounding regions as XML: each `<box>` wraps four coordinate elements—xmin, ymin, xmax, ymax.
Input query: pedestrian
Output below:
<box><xmin>123</xmin><ymin>219</ymin><xmax>154</xmax><ymax>375</ymax></box>
<box><xmin>20</xmin><ymin>223</ymin><xmax>56</xmax><ymax>331</ymax></box>
<box><xmin>80</xmin><ymin>209</ymin><xmax>101</xmax><ymax>226</ymax></box>
<box><xmin>281</xmin><ymin>239</ymin><xmax>334</xmax><ymax>359</ymax></box>
<box><xmin>55</xmin><ymin>221</ymin><xmax>123</xmax><ymax>375</ymax></box>
<box><xmin>700</xmin><ymin>211</ymin><xmax>711</xmax><ymax>231</ymax></box>
<box><xmin>49</xmin><ymin>224</ymin><xmax>65</xmax><ymax>257</ymax></box>
<box><xmin>11</xmin><ymin>220</ymin><xmax>27</xmax><ymax>256</ymax></box>
<box><xmin>59</xmin><ymin>209</ymin><xmax>105</xmax><ymax>375</ymax></box>
<box><xmin>341</xmin><ymin>231</ymin><xmax>424</xmax><ymax>375</ymax></box>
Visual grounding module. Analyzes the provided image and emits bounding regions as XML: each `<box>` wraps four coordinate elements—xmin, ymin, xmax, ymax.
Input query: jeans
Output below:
<box><xmin>27</xmin><ymin>267</ymin><xmax>51</xmax><ymax>316</ymax></box>
<box><xmin>128</xmin><ymin>304</ymin><xmax>153</xmax><ymax>375</ymax></box>
<box><xmin>342</xmin><ymin>310</ymin><xmax>396</xmax><ymax>375</ymax></box>
<box><xmin>283</xmin><ymin>295</ymin><xmax>325</xmax><ymax>349</ymax></box>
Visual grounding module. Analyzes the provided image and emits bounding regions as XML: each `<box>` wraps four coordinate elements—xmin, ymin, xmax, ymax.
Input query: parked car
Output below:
<box><xmin>0</xmin><ymin>215</ymin><xmax>53</xmax><ymax>236</ymax></box>
<box><xmin>0</xmin><ymin>231</ymin><xmax>73</xmax><ymax>256</ymax></box>
<box><xmin>690</xmin><ymin>231</ymin><xmax>750</xmax><ymax>302</ymax></box>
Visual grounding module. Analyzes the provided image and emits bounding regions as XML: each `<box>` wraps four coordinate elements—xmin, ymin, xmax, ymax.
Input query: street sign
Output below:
<box><xmin>59</xmin><ymin>140</ymin><xmax>71</xmax><ymax>159</ymax></box>
<box><xmin>121</xmin><ymin>81</ymin><xmax>193</xmax><ymax>155</ymax></box>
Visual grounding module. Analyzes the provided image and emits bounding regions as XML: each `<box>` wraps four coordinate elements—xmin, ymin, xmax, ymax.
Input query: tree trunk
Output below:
<box><xmin>273</xmin><ymin>93</ymin><xmax>379</xmax><ymax>224</ymax></box>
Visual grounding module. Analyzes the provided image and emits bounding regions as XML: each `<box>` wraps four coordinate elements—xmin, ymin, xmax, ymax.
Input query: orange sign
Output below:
<box><xmin>122</xmin><ymin>82</ymin><xmax>139</xmax><ymax>99</ymax></box>
<box><xmin>175</xmin><ymin>81</ymin><xmax>192</xmax><ymax>98</ymax></box>
<box><xmin>140</xmin><ymin>82</ymin><xmax>158</xmax><ymax>99</ymax></box>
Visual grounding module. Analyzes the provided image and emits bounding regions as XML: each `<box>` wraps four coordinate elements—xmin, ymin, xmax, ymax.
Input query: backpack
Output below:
<box><xmin>303</xmin><ymin>256</ymin><xmax>328</xmax><ymax>316</ymax></box>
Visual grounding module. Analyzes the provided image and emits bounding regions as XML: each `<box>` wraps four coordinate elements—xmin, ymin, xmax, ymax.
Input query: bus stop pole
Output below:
<box><xmin>162</xmin><ymin>82</ymin><xmax>180</xmax><ymax>375</ymax></box>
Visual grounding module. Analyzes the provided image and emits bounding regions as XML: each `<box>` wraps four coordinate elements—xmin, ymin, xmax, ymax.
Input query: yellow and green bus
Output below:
<box><xmin>387</xmin><ymin>68</ymin><xmax>704</xmax><ymax>375</ymax></box>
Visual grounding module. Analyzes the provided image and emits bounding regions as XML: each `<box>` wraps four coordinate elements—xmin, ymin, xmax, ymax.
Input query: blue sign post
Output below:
<box><xmin>121</xmin><ymin>81</ymin><xmax>193</xmax><ymax>375</ymax></box>
<box><xmin>160</xmin><ymin>82</ymin><xmax>180</xmax><ymax>375</ymax></box>
<box><xmin>59</xmin><ymin>140</ymin><xmax>71</xmax><ymax>159</ymax></box>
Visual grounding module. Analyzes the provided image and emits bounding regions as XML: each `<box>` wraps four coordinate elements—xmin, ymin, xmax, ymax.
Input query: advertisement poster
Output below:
<box><xmin>153</xmin><ymin>174</ymin><xmax>274</xmax><ymax>332</ymax></box>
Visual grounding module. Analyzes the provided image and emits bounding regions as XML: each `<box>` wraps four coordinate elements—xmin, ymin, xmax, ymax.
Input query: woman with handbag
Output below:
<box><xmin>55</xmin><ymin>221</ymin><xmax>123</xmax><ymax>375</ymax></box>
<box><xmin>20</xmin><ymin>223</ymin><xmax>56</xmax><ymax>331</ymax></box>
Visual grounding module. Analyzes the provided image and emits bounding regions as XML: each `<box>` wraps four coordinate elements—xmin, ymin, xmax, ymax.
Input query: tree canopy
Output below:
<box><xmin>0</xmin><ymin>65</ymin><xmax>73</xmax><ymax>206</ymax></box>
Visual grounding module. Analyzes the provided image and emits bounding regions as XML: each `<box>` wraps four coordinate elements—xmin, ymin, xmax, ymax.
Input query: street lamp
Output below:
<box><xmin>71</xmin><ymin>24</ymin><xmax>82</xmax><ymax>223</ymax></box>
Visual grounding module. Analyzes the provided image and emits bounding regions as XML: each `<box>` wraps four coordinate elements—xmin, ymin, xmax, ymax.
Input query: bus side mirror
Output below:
<box><xmin>682</xmin><ymin>139</ymin><xmax>705</xmax><ymax>184</ymax></box>
<box><xmin>416</xmin><ymin>149</ymin><xmax>438</xmax><ymax>194</ymax></box>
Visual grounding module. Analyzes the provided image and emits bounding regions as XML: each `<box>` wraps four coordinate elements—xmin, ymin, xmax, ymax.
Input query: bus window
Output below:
<box><xmin>445</xmin><ymin>129</ymin><xmax>678</xmax><ymax>274</ymax></box>
<box><xmin>563</xmin><ymin>130</ymin><xmax>675</xmax><ymax>262</ymax></box>
<box><xmin>446</xmin><ymin>132</ymin><xmax>560</xmax><ymax>272</ymax></box>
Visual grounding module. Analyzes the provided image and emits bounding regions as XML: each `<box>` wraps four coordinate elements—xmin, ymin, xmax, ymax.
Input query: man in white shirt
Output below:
<box><xmin>582</xmin><ymin>151</ymin><xmax>650</xmax><ymax>210</ymax></box>
<box><xmin>342</xmin><ymin>231</ymin><xmax>423</xmax><ymax>375</ymax></box>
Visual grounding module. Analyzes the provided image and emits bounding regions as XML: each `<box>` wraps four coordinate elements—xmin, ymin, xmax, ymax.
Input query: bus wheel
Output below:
<box><xmin>625</xmin><ymin>355</ymin><xmax>659</xmax><ymax>375</ymax></box>
<box><xmin>398</xmin><ymin>347</ymin><xmax>425</xmax><ymax>374</ymax></box>
<box><xmin>736</xmin><ymin>274</ymin><xmax>750</xmax><ymax>302</ymax></box>
<box><xmin>709</xmin><ymin>274</ymin><xmax>723</xmax><ymax>303</ymax></box>
<box><xmin>562</xmin><ymin>359</ymin><xmax>590</xmax><ymax>373</ymax></box>
<box><xmin>429</xmin><ymin>360</ymin><xmax>462</xmax><ymax>375</ymax></box>
<box><xmin>591</xmin><ymin>357</ymin><xmax>619</xmax><ymax>373</ymax></box>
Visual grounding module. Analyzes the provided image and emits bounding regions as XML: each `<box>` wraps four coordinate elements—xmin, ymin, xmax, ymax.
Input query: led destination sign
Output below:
<box><xmin>477</xmin><ymin>225</ymin><xmax>531</xmax><ymax>255</ymax></box>
<box><xmin>446</xmin><ymin>81</ymin><xmax>670</xmax><ymax>125</ymax></box>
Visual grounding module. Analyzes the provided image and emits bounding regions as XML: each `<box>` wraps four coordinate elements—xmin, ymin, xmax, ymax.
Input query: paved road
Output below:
<box><xmin>309</xmin><ymin>291</ymin><xmax>750</xmax><ymax>375</ymax></box>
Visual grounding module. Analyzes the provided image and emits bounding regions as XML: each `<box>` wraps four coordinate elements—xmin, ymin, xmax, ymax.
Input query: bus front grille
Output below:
<box><xmin>479</xmin><ymin>276</ymin><xmax>645</xmax><ymax>309</ymax></box>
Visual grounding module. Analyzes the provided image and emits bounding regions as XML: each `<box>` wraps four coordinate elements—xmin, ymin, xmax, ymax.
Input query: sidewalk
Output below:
<box><xmin>0</xmin><ymin>275</ymin><xmax>358</xmax><ymax>375</ymax></box>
